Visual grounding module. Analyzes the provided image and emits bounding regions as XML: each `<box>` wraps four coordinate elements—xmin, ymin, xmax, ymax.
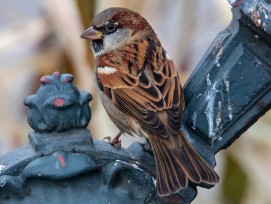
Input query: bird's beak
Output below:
<box><xmin>80</xmin><ymin>26</ymin><xmax>103</xmax><ymax>40</ymax></box>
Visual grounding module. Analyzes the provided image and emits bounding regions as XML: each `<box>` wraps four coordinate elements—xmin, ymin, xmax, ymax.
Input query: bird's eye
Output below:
<box><xmin>104</xmin><ymin>23</ymin><xmax>117</xmax><ymax>34</ymax></box>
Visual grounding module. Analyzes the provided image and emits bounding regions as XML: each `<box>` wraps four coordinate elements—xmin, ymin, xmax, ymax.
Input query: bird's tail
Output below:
<box><xmin>149</xmin><ymin>130</ymin><xmax>220</xmax><ymax>197</ymax></box>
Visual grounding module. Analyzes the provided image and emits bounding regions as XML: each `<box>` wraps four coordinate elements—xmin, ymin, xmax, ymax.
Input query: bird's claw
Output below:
<box><xmin>103</xmin><ymin>136</ymin><xmax>121</xmax><ymax>149</ymax></box>
<box><xmin>103</xmin><ymin>136</ymin><xmax>112</xmax><ymax>143</ymax></box>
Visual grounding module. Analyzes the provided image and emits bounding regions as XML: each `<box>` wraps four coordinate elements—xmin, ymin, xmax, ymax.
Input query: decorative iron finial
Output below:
<box><xmin>24</xmin><ymin>72</ymin><xmax>92</xmax><ymax>133</ymax></box>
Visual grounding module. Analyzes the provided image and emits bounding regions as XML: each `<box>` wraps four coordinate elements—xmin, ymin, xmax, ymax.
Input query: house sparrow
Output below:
<box><xmin>81</xmin><ymin>7</ymin><xmax>219</xmax><ymax>197</ymax></box>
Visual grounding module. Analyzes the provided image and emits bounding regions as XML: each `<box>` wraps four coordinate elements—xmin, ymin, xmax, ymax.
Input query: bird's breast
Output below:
<box><xmin>99</xmin><ymin>90</ymin><xmax>147</xmax><ymax>138</ymax></box>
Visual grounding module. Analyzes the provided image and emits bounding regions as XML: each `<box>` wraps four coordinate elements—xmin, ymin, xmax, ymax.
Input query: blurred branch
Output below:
<box><xmin>76</xmin><ymin>0</ymin><xmax>95</xmax><ymax>29</ymax></box>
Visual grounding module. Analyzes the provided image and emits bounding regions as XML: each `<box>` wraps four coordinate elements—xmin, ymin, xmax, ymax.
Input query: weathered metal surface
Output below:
<box><xmin>0</xmin><ymin>6</ymin><xmax>271</xmax><ymax>204</ymax></box>
<box><xmin>228</xmin><ymin>0</ymin><xmax>271</xmax><ymax>35</ymax></box>
<box><xmin>0</xmin><ymin>136</ymin><xmax>162</xmax><ymax>203</ymax></box>
<box><xmin>183</xmin><ymin>8</ymin><xmax>271</xmax><ymax>155</ymax></box>
<box><xmin>24</xmin><ymin>72</ymin><xmax>92</xmax><ymax>133</ymax></box>
<box><xmin>0</xmin><ymin>73</ymin><xmax>168</xmax><ymax>204</ymax></box>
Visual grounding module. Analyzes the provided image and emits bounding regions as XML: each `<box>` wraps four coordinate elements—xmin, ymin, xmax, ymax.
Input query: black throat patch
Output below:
<box><xmin>92</xmin><ymin>39</ymin><xmax>104</xmax><ymax>53</ymax></box>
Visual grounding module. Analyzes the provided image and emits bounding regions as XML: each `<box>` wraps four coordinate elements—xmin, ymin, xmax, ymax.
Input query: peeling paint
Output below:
<box><xmin>152</xmin><ymin>177</ymin><xmax>157</xmax><ymax>187</ymax></box>
<box><xmin>0</xmin><ymin>165</ymin><xmax>6</xmax><ymax>174</ymax></box>
<box><xmin>215</xmin><ymin>47</ymin><xmax>223</xmax><ymax>67</ymax></box>
<box><xmin>229</xmin><ymin>0</ymin><xmax>271</xmax><ymax>35</ymax></box>
<box><xmin>224</xmin><ymin>76</ymin><xmax>233</xmax><ymax>121</ymax></box>
<box><xmin>263</xmin><ymin>8</ymin><xmax>269</xmax><ymax>20</ymax></box>
<box><xmin>0</xmin><ymin>178</ymin><xmax>6</xmax><ymax>188</ymax></box>
<box><xmin>134</xmin><ymin>161</ymin><xmax>140</xmax><ymax>165</ymax></box>
<box><xmin>263</xmin><ymin>22</ymin><xmax>267</xmax><ymax>31</ymax></box>
<box><xmin>115</xmin><ymin>160</ymin><xmax>144</xmax><ymax>172</ymax></box>
<box><xmin>197</xmin><ymin>93</ymin><xmax>202</xmax><ymax>98</ymax></box>
<box><xmin>250</xmin><ymin>8</ymin><xmax>261</xmax><ymax>27</ymax></box>
<box><xmin>216</xmin><ymin>101</ymin><xmax>222</xmax><ymax>131</ymax></box>
<box><xmin>206</xmin><ymin>74</ymin><xmax>212</xmax><ymax>86</ymax></box>
<box><xmin>215</xmin><ymin>34</ymin><xmax>226</xmax><ymax>67</ymax></box>
<box><xmin>205</xmin><ymin>75</ymin><xmax>219</xmax><ymax>139</ymax></box>
<box><xmin>130</xmin><ymin>163</ymin><xmax>144</xmax><ymax>172</ymax></box>
<box><xmin>192</xmin><ymin>112</ymin><xmax>197</xmax><ymax>130</ymax></box>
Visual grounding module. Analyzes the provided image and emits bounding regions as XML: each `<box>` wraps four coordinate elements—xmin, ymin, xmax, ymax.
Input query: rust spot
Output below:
<box><xmin>250</xmin><ymin>8</ymin><xmax>261</xmax><ymax>27</ymax></box>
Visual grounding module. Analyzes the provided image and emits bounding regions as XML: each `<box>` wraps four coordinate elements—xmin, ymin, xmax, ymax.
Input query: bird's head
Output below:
<box><xmin>81</xmin><ymin>7</ymin><xmax>155</xmax><ymax>56</ymax></box>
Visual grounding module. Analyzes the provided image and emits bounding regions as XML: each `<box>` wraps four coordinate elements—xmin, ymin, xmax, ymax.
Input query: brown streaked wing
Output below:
<box><xmin>113</xmin><ymin>89</ymin><xmax>168</xmax><ymax>137</ymax></box>
<box><xmin>97</xmin><ymin>38</ymin><xmax>183</xmax><ymax>138</ymax></box>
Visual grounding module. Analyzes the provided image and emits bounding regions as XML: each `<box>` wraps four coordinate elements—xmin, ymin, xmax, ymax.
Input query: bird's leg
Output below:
<box><xmin>103</xmin><ymin>132</ymin><xmax>122</xmax><ymax>149</ymax></box>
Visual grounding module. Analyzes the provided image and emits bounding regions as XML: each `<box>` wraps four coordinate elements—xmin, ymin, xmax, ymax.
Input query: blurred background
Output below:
<box><xmin>0</xmin><ymin>0</ymin><xmax>270</xmax><ymax>203</ymax></box>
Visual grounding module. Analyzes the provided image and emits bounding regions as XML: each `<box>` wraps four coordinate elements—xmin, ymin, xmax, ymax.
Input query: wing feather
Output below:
<box><xmin>96</xmin><ymin>37</ymin><xmax>183</xmax><ymax>138</ymax></box>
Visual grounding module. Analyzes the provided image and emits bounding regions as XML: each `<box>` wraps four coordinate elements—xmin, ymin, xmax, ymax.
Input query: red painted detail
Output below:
<box><xmin>62</xmin><ymin>77</ymin><xmax>68</xmax><ymax>84</ymax></box>
<box><xmin>53</xmin><ymin>71</ymin><xmax>60</xmax><ymax>79</ymax></box>
<box><xmin>62</xmin><ymin>77</ymin><xmax>72</xmax><ymax>84</ymax></box>
<box><xmin>58</xmin><ymin>154</ymin><xmax>65</xmax><ymax>167</ymax></box>
<box><xmin>40</xmin><ymin>76</ymin><xmax>53</xmax><ymax>84</ymax></box>
<box><xmin>54</xmin><ymin>98</ymin><xmax>65</xmax><ymax>107</ymax></box>
<box><xmin>61</xmin><ymin>75</ymin><xmax>73</xmax><ymax>84</ymax></box>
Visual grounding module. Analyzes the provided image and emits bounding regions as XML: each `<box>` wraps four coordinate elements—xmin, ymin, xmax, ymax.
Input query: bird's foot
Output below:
<box><xmin>103</xmin><ymin>132</ymin><xmax>122</xmax><ymax>149</ymax></box>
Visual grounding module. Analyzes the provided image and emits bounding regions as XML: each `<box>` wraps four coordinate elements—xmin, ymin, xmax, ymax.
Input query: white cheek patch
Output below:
<box><xmin>97</xmin><ymin>66</ymin><xmax>117</xmax><ymax>75</ymax></box>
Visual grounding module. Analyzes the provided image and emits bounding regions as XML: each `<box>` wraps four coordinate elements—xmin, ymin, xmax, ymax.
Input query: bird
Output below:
<box><xmin>81</xmin><ymin>7</ymin><xmax>219</xmax><ymax>197</ymax></box>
